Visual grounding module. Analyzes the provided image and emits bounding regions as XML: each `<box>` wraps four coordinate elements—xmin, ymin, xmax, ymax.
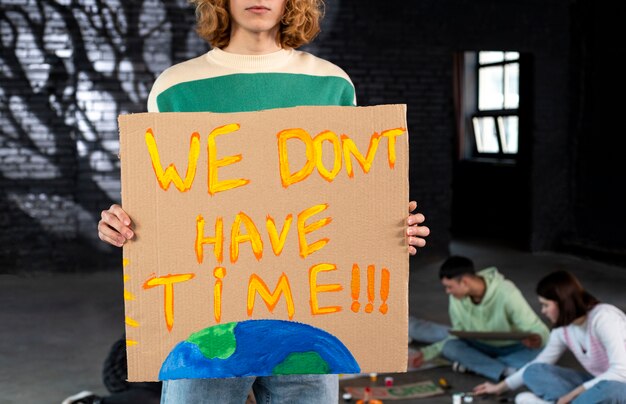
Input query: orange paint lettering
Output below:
<box><xmin>381</xmin><ymin>128</ymin><xmax>405</xmax><ymax>169</ymax></box>
<box><xmin>313</xmin><ymin>130</ymin><xmax>342</xmax><ymax>182</ymax></box>
<box><xmin>350</xmin><ymin>263</ymin><xmax>361</xmax><ymax>313</ymax></box>
<box><xmin>145</xmin><ymin>129</ymin><xmax>200</xmax><ymax>192</ymax></box>
<box><xmin>297</xmin><ymin>203</ymin><xmax>332</xmax><ymax>259</ymax></box>
<box><xmin>342</xmin><ymin>133</ymin><xmax>381</xmax><ymax>178</ymax></box>
<box><xmin>195</xmin><ymin>215</ymin><xmax>224</xmax><ymax>264</ymax></box>
<box><xmin>365</xmin><ymin>265</ymin><xmax>375</xmax><ymax>313</ymax></box>
<box><xmin>277</xmin><ymin>128</ymin><xmax>315</xmax><ymax>188</ymax></box>
<box><xmin>379</xmin><ymin>267</ymin><xmax>390</xmax><ymax>314</ymax></box>
<box><xmin>277</xmin><ymin>127</ymin><xmax>405</xmax><ymax>187</ymax></box>
<box><xmin>230</xmin><ymin>212</ymin><xmax>264</xmax><ymax>263</ymax></box>
<box><xmin>143</xmin><ymin>273</ymin><xmax>195</xmax><ymax>331</ymax></box>
<box><xmin>266</xmin><ymin>214</ymin><xmax>293</xmax><ymax>256</ymax></box>
<box><xmin>196</xmin><ymin>203</ymin><xmax>332</xmax><ymax>264</ymax></box>
<box><xmin>309</xmin><ymin>263</ymin><xmax>343</xmax><ymax>315</ymax></box>
<box><xmin>207</xmin><ymin>123</ymin><xmax>250</xmax><ymax>195</ymax></box>
<box><xmin>247</xmin><ymin>273</ymin><xmax>295</xmax><ymax>319</ymax></box>
<box><xmin>213</xmin><ymin>267</ymin><xmax>226</xmax><ymax>323</ymax></box>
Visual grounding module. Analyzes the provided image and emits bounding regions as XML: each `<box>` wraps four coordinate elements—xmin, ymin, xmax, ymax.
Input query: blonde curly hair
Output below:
<box><xmin>190</xmin><ymin>0</ymin><xmax>325</xmax><ymax>49</ymax></box>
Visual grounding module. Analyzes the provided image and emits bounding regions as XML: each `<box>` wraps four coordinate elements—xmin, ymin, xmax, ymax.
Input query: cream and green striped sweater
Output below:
<box><xmin>147</xmin><ymin>47</ymin><xmax>356</xmax><ymax>113</ymax></box>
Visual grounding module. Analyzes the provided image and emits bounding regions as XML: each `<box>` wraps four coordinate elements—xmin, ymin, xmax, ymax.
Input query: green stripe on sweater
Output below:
<box><xmin>156</xmin><ymin>73</ymin><xmax>355</xmax><ymax>113</ymax></box>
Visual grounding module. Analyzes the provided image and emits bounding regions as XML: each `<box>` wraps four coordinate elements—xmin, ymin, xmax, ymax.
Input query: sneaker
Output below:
<box><xmin>451</xmin><ymin>361</ymin><xmax>468</xmax><ymax>373</ymax></box>
<box><xmin>515</xmin><ymin>391</ymin><xmax>553</xmax><ymax>404</ymax></box>
<box><xmin>61</xmin><ymin>391</ymin><xmax>102</xmax><ymax>404</ymax></box>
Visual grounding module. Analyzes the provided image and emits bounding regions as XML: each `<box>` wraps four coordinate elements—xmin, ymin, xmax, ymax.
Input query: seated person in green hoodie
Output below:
<box><xmin>419</xmin><ymin>256</ymin><xmax>550</xmax><ymax>381</ymax></box>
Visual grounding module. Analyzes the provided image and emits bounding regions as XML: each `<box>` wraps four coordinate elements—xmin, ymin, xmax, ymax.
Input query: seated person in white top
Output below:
<box><xmin>474</xmin><ymin>270</ymin><xmax>626</xmax><ymax>404</ymax></box>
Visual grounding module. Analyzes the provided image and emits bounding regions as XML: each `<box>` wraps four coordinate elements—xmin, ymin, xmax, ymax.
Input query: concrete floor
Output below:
<box><xmin>2</xmin><ymin>237</ymin><xmax>626</xmax><ymax>404</ymax></box>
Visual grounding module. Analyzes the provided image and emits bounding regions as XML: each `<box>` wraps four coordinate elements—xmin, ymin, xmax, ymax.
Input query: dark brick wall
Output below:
<box><xmin>2</xmin><ymin>0</ymin><xmax>624</xmax><ymax>272</ymax></box>
<box><xmin>1</xmin><ymin>0</ymin><xmax>206</xmax><ymax>271</ymax></box>
<box><xmin>319</xmin><ymin>0</ymin><xmax>573</xmax><ymax>257</ymax></box>
<box><xmin>565</xmin><ymin>0</ymin><xmax>626</xmax><ymax>265</ymax></box>
<box><xmin>312</xmin><ymin>2</ymin><xmax>456</xmax><ymax>259</ymax></box>
<box><xmin>436</xmin><ymin>0</ymin><xmax>574</xmax><ymax>252</ymax></box>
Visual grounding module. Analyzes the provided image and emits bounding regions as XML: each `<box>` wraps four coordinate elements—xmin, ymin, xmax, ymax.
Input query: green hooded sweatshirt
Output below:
<box><xmin>421</xmin><ymin>267</ymin><xmax>549</xmax><ymax>361</ymax></box>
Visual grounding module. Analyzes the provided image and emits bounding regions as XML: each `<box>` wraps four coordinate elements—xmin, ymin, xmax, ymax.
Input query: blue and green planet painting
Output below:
<box><xmin>159</xmin><ymin>319</ymin><xmax>360</xmax><ymax>379</ymax></box>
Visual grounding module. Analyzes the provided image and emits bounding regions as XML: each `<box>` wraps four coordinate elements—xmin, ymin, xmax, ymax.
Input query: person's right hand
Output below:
<box><xmin>98</xmin><ymin>204</ymin><xmax>134</xmax><ymax>247</ymax></box>
<box><xmin>522</xmin><ymin>333</ymin><xmax>542</xmax><ymax>349</ymax></box>
<box><xmin>410</xmin><ymin>350</ymin><xmax>424</xmax><ymax>368</ymax></box>
<box><xmin>473</xmin><ymin>381</ymin><xmax>508</xmax><ymax>395</ymax></box>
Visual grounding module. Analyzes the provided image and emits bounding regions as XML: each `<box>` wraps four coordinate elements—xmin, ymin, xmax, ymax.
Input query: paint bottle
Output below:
<box><xmin>355</xmin><ymin>386</ymin><xmax>370</xmax><ymax>404</ymax></box>
<box><xmin>354</xmin><ymin>386</ymin><xmax>385</xmax><ymax>404</ymax></box>
<box><xmin>369</xmin><ymin>372</ymin><xmax>378</xmax><ymax>382</ymax></box>
<box><xmin>384</xmin><ymin>376</ymin><xmax>394</xmax><ymax>387</ymax></box>
<box><xmin>342</xmin><ymin>392</ymin><xmax>353</xmax><ymax>403</ymax></box>
<box><xmin>364</xmin><ymin>386</ymin><xmax>372</xmax><ymax>401</ymax></box>
<box><xmin>452</xmin><ymin>393</ymin><xmax>464</xmax><ymax>404</ymax></box>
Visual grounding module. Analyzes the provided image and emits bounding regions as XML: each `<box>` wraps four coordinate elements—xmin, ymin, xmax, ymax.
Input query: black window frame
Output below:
<box><xmin>460</xmin><ymin>51</ymin><xmax>525</xmax><ymax>164</ymax></box>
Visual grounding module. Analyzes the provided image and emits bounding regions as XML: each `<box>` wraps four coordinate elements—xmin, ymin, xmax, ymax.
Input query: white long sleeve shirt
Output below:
<box><xmin>506</xmin><ymin>304</ymin><xmax>626</xmax><ymax>391</ymax></box>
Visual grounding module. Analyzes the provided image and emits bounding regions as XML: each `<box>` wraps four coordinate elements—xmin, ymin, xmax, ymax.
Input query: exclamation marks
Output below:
<box><xmin>379</xmin><ymin>268</ymin><xmax>390</xmax><ymax>314</ymax></box>
<box><xmin>351</xmin><ymin>264</ymin><xmax>360</xmax><ymax>312</ymax></box>
<box><xmin>365</xmin><ymin>265</ymin><xmax>375</xmax><ymax>313</ymax></box>
<box><xmin>350</xmin><ymin>264</ymin><xmax>390</xmax><ymax>315</ymax></box>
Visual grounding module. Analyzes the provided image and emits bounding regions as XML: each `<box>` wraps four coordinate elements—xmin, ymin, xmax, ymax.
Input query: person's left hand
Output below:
<box><xmin>407</xmin><ymin>201</ymin><xmax>430</xmax><ymax>255</ymax></box>
<box><xmin>473</xmin><ymin>381</ymin><xmax>508</xmax><ymax>395</ymax></box>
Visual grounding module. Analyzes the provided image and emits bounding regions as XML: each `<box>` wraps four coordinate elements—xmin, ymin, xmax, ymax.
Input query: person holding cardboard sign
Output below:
<box><xmin>417</xmin><ymin>256</ymin><xmax>549</xmax><ymax>382</ymax></box>
<box><xmin>96</xmin><ymin>1</ymin><xmax>430</xmax><ymax>403</ymax></box>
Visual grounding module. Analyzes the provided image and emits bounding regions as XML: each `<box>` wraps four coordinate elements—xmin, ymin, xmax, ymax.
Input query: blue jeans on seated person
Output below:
<box><xmin>523</xmin><ymin>362</ymin><xmax>626</xmax><ymax>403</ymax></box>
<box><xmin>160</xmin><ymin>374</ymin><xmax>337</xmax><ymax>404</ymax></box>
<box><xmin>442</xmin><ymin>338</ymin><xmax>540</xmax><ymax>381</ymax></box>
<box><xmin>408</xmin><ymin>316</ymin><xmax>450</xmax><ymax>344</ymax></box>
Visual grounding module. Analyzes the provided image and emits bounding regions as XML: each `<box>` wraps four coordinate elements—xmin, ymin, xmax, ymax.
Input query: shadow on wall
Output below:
<box><xmin>0</xmin><ymin>0</ymin><xmax>208</xmax><ymax>272</ymax></box>
<box><xmin>0</xmin><ymin>190</ymin><xmax>121</xmax><ymax>272</ymax></box>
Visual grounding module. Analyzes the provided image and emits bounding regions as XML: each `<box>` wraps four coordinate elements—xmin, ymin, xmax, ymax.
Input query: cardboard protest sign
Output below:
<box><xmin>118</xmin><ymin>105</ymin><xmax>409</xmax><ymax>381</ymax></box>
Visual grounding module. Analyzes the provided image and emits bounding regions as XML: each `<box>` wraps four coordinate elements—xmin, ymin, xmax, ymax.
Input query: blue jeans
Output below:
<box><xmin>442</xmin><ymin>338</ymin><xmax>540</xmax><ymax>381</ymax></box>
<box><xmin>524</xmin><ymin>363</ymin><xmax>626</xmax><ymax>403</ymax></box>
<box><xmin>160</xmin><ymin>374</ymin><xmax>338</xmax><ymax>404</ymax></box>
<box><xmin>408</xmin><ymin>316</ymin><xmax>450</xmax><ymax>344</ymax></box>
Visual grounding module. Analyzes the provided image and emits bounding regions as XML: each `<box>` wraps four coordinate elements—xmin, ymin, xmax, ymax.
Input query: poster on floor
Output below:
<box><xmin>343</xmin><ymin>381</ymin><xmax>445</xmax><ymax>400</ymax></box>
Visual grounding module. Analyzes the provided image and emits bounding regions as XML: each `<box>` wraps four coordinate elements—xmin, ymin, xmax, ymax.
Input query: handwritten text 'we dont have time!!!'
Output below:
<box><xmin>134</xmin><ymin>123</ymin><xmax>406</xmax><ymax>332</ymax></box>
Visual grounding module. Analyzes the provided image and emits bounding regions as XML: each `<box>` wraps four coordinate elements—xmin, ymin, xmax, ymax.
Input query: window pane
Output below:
<box><xmin>505</xmin><ymin>51</ymin><xmax>520</xmax><ymax>61</ymax></box>
<box><xmin>478</xmin><ymin>66</ymin><xmax>503</xmax><ymax>110</ymax></box>
<box><xmin>504</xmin><ymin>63</ymin><xmax>519</xmax><ymax>109</ymax></box>
<box><xmin>473</xmin><ymin>117</ymin><xmax>499</xmax><ymax>153</ymax></box>
<box><xmin>497</xmin><ymin>116</ymin><xmax>519</xmax><ymax>154</ymax></box>
<box><xmin>479</xmin><ymin>51</ymin><xmax>504</xmax><ymax>64</ymax></box>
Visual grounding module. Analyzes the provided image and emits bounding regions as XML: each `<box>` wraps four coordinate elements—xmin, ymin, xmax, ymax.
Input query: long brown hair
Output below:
<box><xmin>536</xmin><ymin>270</ymin><xmax>599</xmax><ymax>327</ymax></box>
<box><xmin>190</xmin><ymin>0</ymin><xmax>324</xmax><ymax>49</ymax></box>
